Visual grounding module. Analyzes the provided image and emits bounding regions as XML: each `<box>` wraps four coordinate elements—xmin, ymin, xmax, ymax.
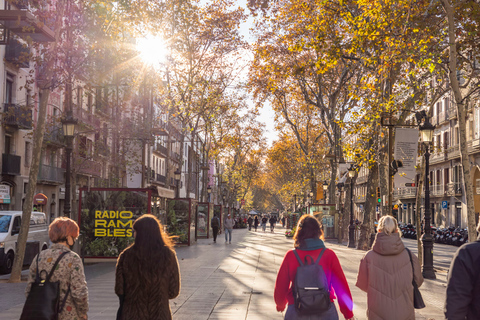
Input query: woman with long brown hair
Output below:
<box><xmin>274</xmin><ymin>214</ymin><xmax>354</xmax><ymax>319</ymax></box>
<box><xmin>115</xmin><ymin>214</ymin><xmax>180</xmax><ymax>320</ymax></box>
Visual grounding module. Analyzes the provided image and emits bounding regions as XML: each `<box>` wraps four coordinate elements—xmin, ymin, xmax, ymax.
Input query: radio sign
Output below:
<box><xmin>94</xmin><ymin>210</ymin><xmax>133</xmax><ymax>237</ymax></box>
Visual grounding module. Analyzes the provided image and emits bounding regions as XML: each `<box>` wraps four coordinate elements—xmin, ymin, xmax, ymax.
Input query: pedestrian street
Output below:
<box><xmin>0</xmin><ymin>226</ymin><xmax>452</xmax><ymax>320</ymax></box>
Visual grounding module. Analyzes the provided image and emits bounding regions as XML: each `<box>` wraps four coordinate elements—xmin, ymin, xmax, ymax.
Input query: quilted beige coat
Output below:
<box><xmin>356</xmin><ymin>232</ymin><xmax>423</xmax><ymax>320</ymax></box>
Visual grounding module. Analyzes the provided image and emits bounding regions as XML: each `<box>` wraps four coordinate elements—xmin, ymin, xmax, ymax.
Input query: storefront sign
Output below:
<box><xmin>0</xmin><ymin>185</ymin><xmax>10</xmax><ymax>204</ymax></box>
<box><xmin>94</xmin><ymin>210</ymin><xmax>133</xmax><ymax>237</ymax></box>
<box><xmin>394</xmin><ymin>128</ymin><xmax>419</xmax><ymax>189</ymax></box>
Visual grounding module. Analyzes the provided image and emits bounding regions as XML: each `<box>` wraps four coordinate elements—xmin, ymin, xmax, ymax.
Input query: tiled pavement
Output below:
<box><xmin>0</xmin><ymin>227</ymin><xmax>449</xmax><ymax>319</ymax></box>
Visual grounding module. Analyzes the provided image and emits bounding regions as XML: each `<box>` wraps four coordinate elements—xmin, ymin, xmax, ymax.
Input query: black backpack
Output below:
<box><xmin>20</xmin><ymin>251</ymin><xmax>71</xmax><ymax>320</ymax></box>
<box><xmin>211</xmin><ymin>216</ymin><xmax>220</xmax><ymax>227</ymax></box>
<box><xmin>292</xmin><ymin>248</ymin><xmax>331</xmax><ymax>315</ymax></box>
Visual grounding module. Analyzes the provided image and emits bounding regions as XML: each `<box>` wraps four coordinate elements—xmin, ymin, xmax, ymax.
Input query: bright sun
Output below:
<box><xmin>136</xmin><ymin>35</ymin><xmax>168</xmax><ymax>66</ymax></box>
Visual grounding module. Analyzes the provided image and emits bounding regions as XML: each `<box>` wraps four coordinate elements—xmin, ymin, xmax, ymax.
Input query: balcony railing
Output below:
<box><xmin>37</xmin><ymin>164</ymin><xmax>64</xmax><ymax>184</ymax></box>
<box><xmin>2</xmin><ymin>153</ymin><xmax>21</xmax><ymax>175</ymax></box>
<box><xmin>76</xmin><ymin>159</ymin><xmax>102</xmax><ymax>177</ymax></box>
<box><xmin>430</xmin><ymin>184</ymin><xmax>445</xmax><ymax>197</ymax></box>
<box><xmin>393</xmin><ymin>187</ymin><xmax>417</xmax><ymax>200</ymax></box>
<box><xmin>446</xmin><ymin>182</ymin><xmax>462</xmax><ymax>196</ymax></box>
<box><xmin>156</xmin><ymin>173</ymin><xmax>167</xmax><ymax>184</ymax></box>
<box><xmin>154</xmin><ymin>144</ymin><xmax>168</xmax><ymax>156</ymax></box>
<box><xmin>73</xmin><ymin>107</ymin><xmax>101</xmax><ymax>130</ymax></box>
<box><xmin>3</xmin><ymin>103</ymin><xmax>32</xmax><ymax>129</ymax></box>
<box><xmin>43</xmin><ymin>125</ymin><xmax>64</xmax><ymax>145</ymax></box>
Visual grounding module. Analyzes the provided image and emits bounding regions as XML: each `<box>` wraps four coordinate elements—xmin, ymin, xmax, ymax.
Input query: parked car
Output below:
<box><xmin>0</xmin><ymin>211</ymin><xmax>49</xmax><ymax>274</ymax></box>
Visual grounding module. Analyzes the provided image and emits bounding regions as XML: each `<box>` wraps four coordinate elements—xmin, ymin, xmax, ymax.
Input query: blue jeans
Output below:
<box><xmin>225</xmin><ymin>228</ymin><xmax>232</xmax><ymax>242</ymax></box>
<box><xmin>284</xmin><ymin>303</ymin><xmax>339</xmax><ymax>320</ymax></box>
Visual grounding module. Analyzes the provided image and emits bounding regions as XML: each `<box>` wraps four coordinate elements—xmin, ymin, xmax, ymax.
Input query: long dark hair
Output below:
<box><xmin>293</xmin><ymin>215</ymin><xmax>324</xmax><ymax>248</ymax></box>
<box><xmin>131</xmin><ymin>214</ymin><xmax>174</xmax><ymax>275</ymax></box>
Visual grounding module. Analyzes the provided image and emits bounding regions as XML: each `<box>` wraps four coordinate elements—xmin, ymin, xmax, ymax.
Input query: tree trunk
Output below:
<box><xmin>9</xmin><ymin>89</ymin><xmax>51</xmax><ymax>282</ymax></box>
<box><xmin>358</xmin><ymin>162</ymin><xmax>378</xmax><ymax>250</ymax></box>
<box><xmin>443</xmin><ymin>0</ymin><xmax>477</xmax><ymax>242</ymax></box>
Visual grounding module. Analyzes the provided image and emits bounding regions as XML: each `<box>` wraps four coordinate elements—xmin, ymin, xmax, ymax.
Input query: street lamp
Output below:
<box><xmin>348</xmin><ymin>164</ymin><xmax>357</xmax><ymax>248</ymax></box>
<box><xmin>174</xmin><ymin>168</ymin><xmax>181</xmax><ymax>198</ymax></box>
<box><xmin>207</xmin><ymin>186</ymin><xmax>212</xmax><ymax>203</ymax></box>
<box><xmin>323</xmin><ymin>181</ymin><xmax>328</xmax><ymax>204</ymax></box>
<box><xmin>62</xmin><ymin>115</ymin><xmax>77</xmax><ymax>218</ymax></box>
<box><xmin>419</xmin><ymin>113</ymin><xmax>436</xmax><ymax>279</ymax></box>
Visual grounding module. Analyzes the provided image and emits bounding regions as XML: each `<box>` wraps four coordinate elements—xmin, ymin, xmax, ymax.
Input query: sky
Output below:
<box><xmin>236</xmin><ymin>0</ymin><xmax>278</xmax><ymax>147</ymax></box>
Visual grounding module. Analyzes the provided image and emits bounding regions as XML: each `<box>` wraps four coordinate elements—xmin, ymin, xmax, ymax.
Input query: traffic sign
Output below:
<box><xmin>241</xmin><ymin>199</ymin><xmax>245</xmax><ymax>206</ymax></box>
<box><xmin>403</xmin><ymin>203</ymin><xmax>407</xmax><ymax>210</ymax></box>
<box><xmin>442</xmin><ymin>200</ymin><xmax>448</xmax><ymax>209</ymax></box>
<box><xmin>405</xmin><ymin>183</ymin><xmax>415</xmax><ymax>187</ymax></box>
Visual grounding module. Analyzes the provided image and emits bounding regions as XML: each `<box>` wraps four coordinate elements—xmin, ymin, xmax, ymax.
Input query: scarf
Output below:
<box><xmin>299</xmin><ymin>238</ymin><xmax>326</xmax><ymax>251</ymax></box>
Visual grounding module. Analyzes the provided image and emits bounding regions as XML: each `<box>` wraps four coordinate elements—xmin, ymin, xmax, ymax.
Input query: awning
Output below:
<box><xmin>157</xmin><ymin>186</ymin><xmax>175</xmax><ymax>199</ymax></box>
<box><xmin>33</xmin><ymin>193</ymin><xmax>48</xmax><ymax>205</ymax></box>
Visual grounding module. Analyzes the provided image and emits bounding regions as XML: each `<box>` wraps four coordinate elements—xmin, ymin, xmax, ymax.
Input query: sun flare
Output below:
<box><xmin>136</xmin><ymin>35</ymin><xmax>169</xmax><ymax>66</ymax></box>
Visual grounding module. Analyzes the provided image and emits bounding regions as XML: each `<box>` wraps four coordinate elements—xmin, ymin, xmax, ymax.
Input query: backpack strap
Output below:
<box><xmin>314</xmin><ymin>248</ymin><xmax>326</xmax><ymax>265</ymax></box>
<box><xmin>45</xmin><ymin>251</ymin><xmax>70</xmax><ymax>282</ymax></box>
<box><xmin>293</xmin><ymin>249</ymin><xmax>305</xmax><ymax>266</ymax></box>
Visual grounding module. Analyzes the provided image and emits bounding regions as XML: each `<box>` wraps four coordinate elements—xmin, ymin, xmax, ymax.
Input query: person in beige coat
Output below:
<box><xmin>356</xmin><ymin>215</ymin><xmax>423</xmax><ymax>320</ymax></box>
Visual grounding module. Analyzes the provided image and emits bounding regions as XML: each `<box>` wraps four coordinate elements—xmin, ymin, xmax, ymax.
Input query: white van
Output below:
<box><xmin>0</xmin><ymin>211</ymin><xmax>50</xmax><ymax>274</ymax></box>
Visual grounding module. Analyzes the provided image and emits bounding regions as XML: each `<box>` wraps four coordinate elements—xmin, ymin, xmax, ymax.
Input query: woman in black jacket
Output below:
<box><xmin>115</xmin><ymin>214</ymin><xmax>180</xmax><ymax>320</ymax></box>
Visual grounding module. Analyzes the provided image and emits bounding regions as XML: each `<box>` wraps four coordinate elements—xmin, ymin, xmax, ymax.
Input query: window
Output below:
<box><xmin>5</xmin><ymin>74</ymin><xmax>14</xmax><ymax>103</ymax></box>
<box><xmin>4</xmin><ymin>135</ymin><xmax>11</xmax><ymax>154</ymax></box>
<box><xmin>76</xmin><ymin>87</ymin><xmax>83</xmax><ymax>108</ymax></box>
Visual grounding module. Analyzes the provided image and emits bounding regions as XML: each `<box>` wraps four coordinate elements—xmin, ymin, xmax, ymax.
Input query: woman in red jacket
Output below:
<box><xmin>274</xmin><ymin>215</ymin><xmax>355</xmax><ymax>320</ymax></box>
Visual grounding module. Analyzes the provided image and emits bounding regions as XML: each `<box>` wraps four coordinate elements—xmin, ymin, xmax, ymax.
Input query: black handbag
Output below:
<box><xmin>406</xmin><ymin>248</ymin><xmax>425</xmax><ymax>309</ymax></box>
<box><xmin>20</xmin><ymin>251</ymin><xmax>71</xmax><ymax>320</ymax></box>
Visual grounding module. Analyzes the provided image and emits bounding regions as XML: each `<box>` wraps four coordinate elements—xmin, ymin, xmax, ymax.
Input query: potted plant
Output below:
<box><xmin>285</xmin><ymin>227</ymin><xmax>296</xmax><ymax>238</ymax></box>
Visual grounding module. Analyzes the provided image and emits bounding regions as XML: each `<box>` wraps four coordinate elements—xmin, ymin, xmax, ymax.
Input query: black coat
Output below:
<box><xmin>445</xmin><ymin>239</ymin><xmax>480</xmax><ymax>319</ymax></box>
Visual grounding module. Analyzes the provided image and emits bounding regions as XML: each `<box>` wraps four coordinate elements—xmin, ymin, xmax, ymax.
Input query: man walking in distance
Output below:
<box><xmin>444</xmin><ymin>220</ymin><xmax>480</xmax><ymax>319</ymax></box>
<box><xmin>247</xmin><ymin>216</ymin><xmax>253</xmax><ymax>231</ymax></box>
<box><xmin>211</xmin><ymin>214</ymin><xmax>220</xmax><ymax>243</ymax></box>
<box><xmin>224</xmin><ymin>213</ymin><xmax>234</xmax><ymax>244</ymax></box>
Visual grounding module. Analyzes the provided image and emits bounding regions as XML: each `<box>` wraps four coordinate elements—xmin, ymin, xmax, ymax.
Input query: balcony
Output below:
<box><xmin>154</xmin><ymin>144</ymin><xmax>168</xmax><ymax>157</ymax></box>
<box><xmin>154</xmin><ymin>173</ymin><xmax>167</xmax><ymax>184</ymax></box>
<box><xmin>3</xmin><ymin>103</ymin><xmax>32</xmax><ymax>129</ymax></box>
<box><xmin>446</xmin><ymin>182</ymin><xmax>462</xmax><ymax>196</ymax></box>
<box><xmin>5</xmin><ymin>38</ymin><xmax>29</xmax><ymax>68</ymax></box>
<box><xmin>43</xmin><ymin>125</ymin><xmax>63</xmax><ymax>146</ymax></box>
<box><xmin>37</xmin><ymin>164</ymin><xmax>64</xmax><ymax>184</ymax></box>
<box><xmin>430</xmin><ymin>184</ymin><xmax>445</xmax><ymax>197</ymax></box>
<box><xmin>76</xmin><ymin>159</ymin><xmax>102</xmax><ymax>177</ymax></box>
<box><xmin>393</xmin><ymin>187</ymin><xmax>417</xmax><ymax>200</ymax></box>
<box><xmin>2</xmin><ymin>153</ymin><xmax>20</xmax><ymax>175</ymax></box>
<box><xmin>73</xmin><ymin>107</ymin><xmax>101</xmax><ymax>130</ymax></box>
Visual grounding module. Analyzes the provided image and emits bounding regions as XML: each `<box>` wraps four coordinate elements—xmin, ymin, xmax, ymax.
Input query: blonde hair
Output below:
<box><xmin>378</xmin><ymin>215</ymin><xmax>398</xmax><ymax>235</ymax></box>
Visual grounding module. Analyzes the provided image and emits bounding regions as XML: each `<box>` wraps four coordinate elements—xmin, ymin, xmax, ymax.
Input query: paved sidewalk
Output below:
<box><xmin>0</xmin><ymin>227</ymin><xmax>448</xmax><ymax>319</ymax></box>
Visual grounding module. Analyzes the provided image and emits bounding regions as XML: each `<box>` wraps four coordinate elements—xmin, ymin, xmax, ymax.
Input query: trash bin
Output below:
<box><xmin>24</xmin><ymin>241</ymin><xmax>39</xmax><ymax>265</ymax></box>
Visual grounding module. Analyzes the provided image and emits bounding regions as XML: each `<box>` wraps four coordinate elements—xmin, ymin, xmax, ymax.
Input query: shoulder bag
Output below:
<box><xmin>20</xmin><ymin>251</ymin><xmax>71</xmax><ymax>320</ymax></box>
<box><xmin>406</xmin><ymin>248</ymin><xmax>425</xmax><ymax>309</ymax></box>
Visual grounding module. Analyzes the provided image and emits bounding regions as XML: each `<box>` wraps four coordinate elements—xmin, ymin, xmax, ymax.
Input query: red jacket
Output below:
<box><xmin>274</xmin><ymin>248</ymin><xmax>354</xmax><ymax>319</ymax></box>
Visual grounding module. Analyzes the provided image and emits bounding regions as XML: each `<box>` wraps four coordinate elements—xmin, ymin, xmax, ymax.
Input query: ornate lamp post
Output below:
<box><xmin>323</xmin><ymin>181</ymin><xmax>328</xmax><ymax>204</ymax></box>
<box><xmin>62</xmin><ymin>115</ymin><xmax>77</xmax><ymax>218</ymax></box>
<box><xmin>348</xmin><ymin>164</ymin><xmax>357</xmax><ymax>248</ymax></box>
<box><xmin>419</xmin><ymin>114</ymin><xmax>436</xmax><ymax>279</ymax></box>
<box><xmin>174</xmin><ymin>168</ymin><xmax>181</xmax><ymax>198</ymax></box>
<box><xmin>207</xmin><ymin>186</ymin><xmax>212</xmax><ymax>203</ymax></box>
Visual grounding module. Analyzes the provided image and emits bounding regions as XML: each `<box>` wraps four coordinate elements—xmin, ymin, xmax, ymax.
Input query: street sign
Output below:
<box><xmin>442</xmin><ymin>200</ymin><xmax>448</xmax><ymax>209</ymax></box>
<box><xmin>405</xmin><ymin>183</ymin><xmax>415</xmax><ymax>187</ymax></box>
